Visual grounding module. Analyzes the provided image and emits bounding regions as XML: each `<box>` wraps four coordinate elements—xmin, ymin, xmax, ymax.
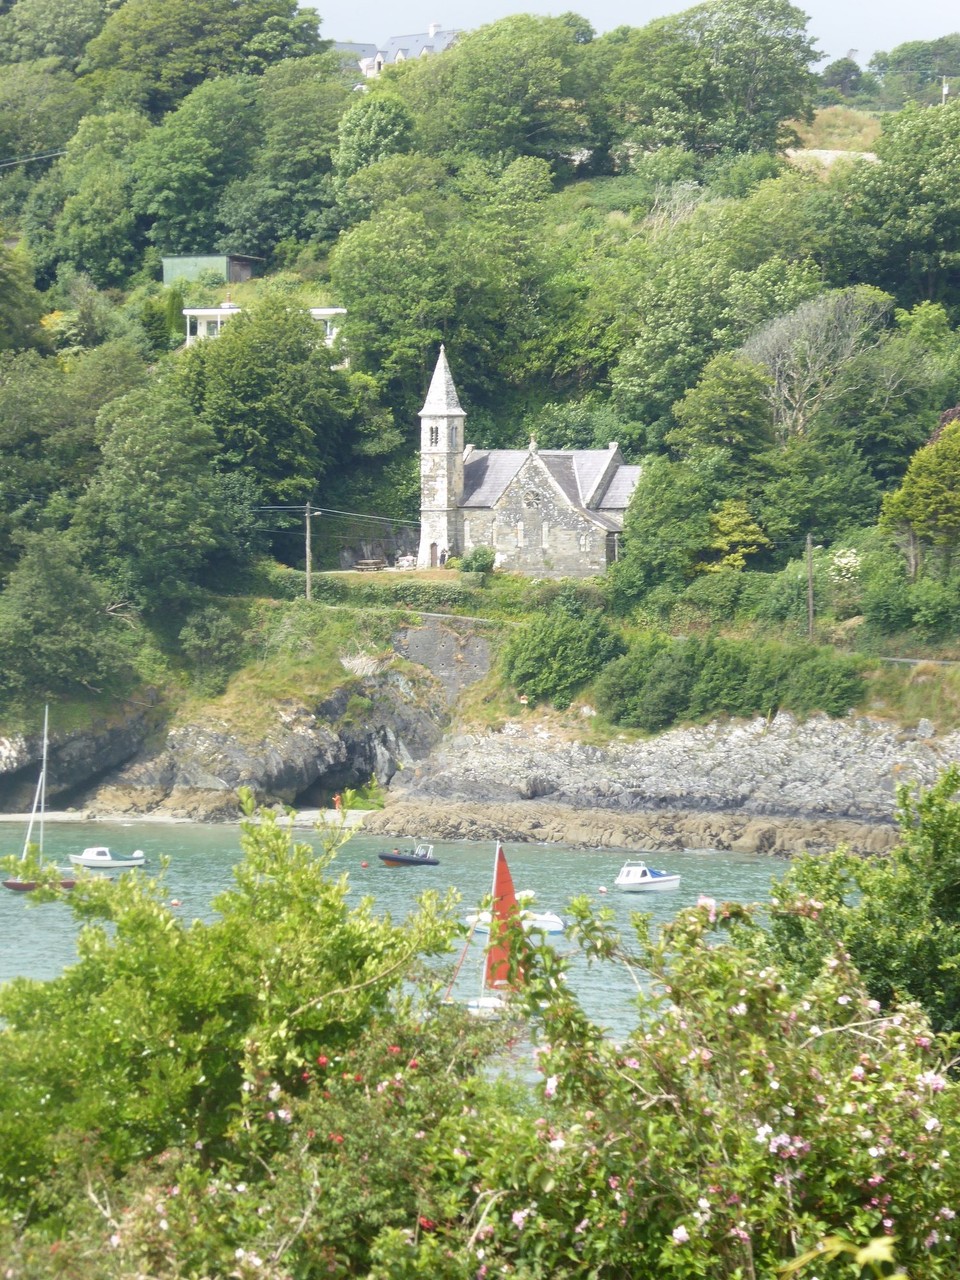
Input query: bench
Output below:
<box><xmin>355</xmin><ymin>558</ymin><xmax>386</xmax><ymax>572</ymax></box>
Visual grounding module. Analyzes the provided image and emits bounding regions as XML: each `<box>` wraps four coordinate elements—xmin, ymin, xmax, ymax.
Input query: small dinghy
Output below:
<box><xmin>69</xmin><ymin>846</ymin><xmax>146</xmax><ymax>870</ymax></box>
<box><xmin>614</xmin><ymin>860</ymin><xmax>680</xmax><ymax>893</ymax></box>
<box><xmin>377</xmin><ymin>843</ymin><xmax>439</xmax><ymax>867</ymax></box>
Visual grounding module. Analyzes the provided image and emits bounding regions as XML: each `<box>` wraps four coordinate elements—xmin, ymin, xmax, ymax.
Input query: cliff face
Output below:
<box><xmin>0</xmin><ymin>616</ymin><xmax>954</xmax><ymax>856</ymax></box>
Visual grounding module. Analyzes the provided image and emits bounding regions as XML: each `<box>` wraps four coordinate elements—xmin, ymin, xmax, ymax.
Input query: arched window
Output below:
<box><xmin>429</xmin><ymin>424</ymin><xmax>439</xmax><ymax>446</ymax></box>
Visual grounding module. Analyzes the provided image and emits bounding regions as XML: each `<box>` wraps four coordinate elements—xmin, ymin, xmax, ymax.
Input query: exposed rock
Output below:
<box><xmin>82</xmin><ymin>669</ymin><xmax>447</xmax><ymax>817</ymax></box>
<box><xmin>360</xmin><ymin>799</ymin><xmax>897</xmax><ymax>857</ymax></box>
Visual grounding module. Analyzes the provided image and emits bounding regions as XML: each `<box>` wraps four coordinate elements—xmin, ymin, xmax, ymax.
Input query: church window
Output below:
<box><xmin>429</xmin><ymin>424</ymin><xmax>439</xmax><ymax>446</ymax></box>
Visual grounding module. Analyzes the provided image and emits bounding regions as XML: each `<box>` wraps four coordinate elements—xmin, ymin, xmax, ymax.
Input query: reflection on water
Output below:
<box><xmin>0</xmin><ymin>822</ymin><xmax>786</xmax><ymax>1041</ymax></box>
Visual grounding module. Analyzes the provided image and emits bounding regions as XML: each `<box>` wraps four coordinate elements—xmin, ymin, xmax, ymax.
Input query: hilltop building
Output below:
<box><xmin>182</xmin><ymin>303</ymin><xmax>345</xmax><ymax>348</ymax></box>
<box><xmin>417</xmin><ymin>347</ymin><xmax>641</xmax><ymax>578</ymax></box>
<box><xmin>335</xmin><ymin>22</ymin><xmax>458</xmax><ymax>78</ymax></box>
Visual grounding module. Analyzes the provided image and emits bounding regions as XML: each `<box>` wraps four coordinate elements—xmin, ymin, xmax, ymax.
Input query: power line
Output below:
<box><xmin>254</xmin><ymin>504</ymin><xmax>420</xmax><ymax>527</ymax></box>
<box><xmin>0</xmin><ymin>149</ymin><xmax>67</xmax><ymax>170</ymax></box>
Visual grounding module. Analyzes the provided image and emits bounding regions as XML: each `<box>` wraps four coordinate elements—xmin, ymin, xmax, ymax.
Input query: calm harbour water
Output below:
<box><xmin>0</xmin><ymin>822</ymin><xmax>785</xmax><ymax>1040</ymax></box>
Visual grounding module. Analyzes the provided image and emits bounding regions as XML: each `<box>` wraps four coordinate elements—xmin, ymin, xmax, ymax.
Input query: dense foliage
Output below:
<box><xmin>1</xmin><ymin>2</ymin><xmax>960</xmax><ymax>700</ymax></box>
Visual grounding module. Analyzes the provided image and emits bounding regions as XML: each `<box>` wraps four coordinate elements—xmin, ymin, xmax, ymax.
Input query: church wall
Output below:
<box><xmin>461</xmin><ymin>473</ymin><xmax>611</xmax><ymax>578</ymax></box>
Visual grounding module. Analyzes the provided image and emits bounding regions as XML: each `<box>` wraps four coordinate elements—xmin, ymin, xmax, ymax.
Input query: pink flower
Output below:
<box><xmin>697</xmin><ymin>895</ymin><xmax>717</xmax><ymax>922</ymax></box>
<box><xmin>544</xmin><ymin>1075</ymin><xmax>558</xmax><ymax>1099</ymax></box>
<box><xmin>388</xmin><ymin>1045</ymin><xmax>402</xmax><ymax>1055</ymax></box>
<box><xmin>316</xmin><ymin>1055</ymin><xmax>328</xmax><ymax>1067</ymax></box>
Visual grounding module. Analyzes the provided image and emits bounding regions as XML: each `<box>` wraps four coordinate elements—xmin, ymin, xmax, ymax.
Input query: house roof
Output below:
<box><xmin>377</xmin><ymin>29</ymin><xmax>458</xmax><ymax>59</ymax></box>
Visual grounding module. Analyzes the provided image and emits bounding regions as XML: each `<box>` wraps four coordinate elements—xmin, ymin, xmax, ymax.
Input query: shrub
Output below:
<box><xmin>178</xmin><ymin>606</ymin><xmax>245</xmax><ymax>695</ymax></box>
<box><xmin>460</xmin><ymin>545</ymin><xmax>496</xmax><ymax>574</ymax></box>
<box><xmin>501</xmin><ymin>609</ymin><xmax>625</xmax><ymax>709</ymax></box>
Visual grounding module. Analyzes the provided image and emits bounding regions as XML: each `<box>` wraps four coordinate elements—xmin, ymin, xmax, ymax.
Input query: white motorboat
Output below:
<box><xmin>466</xmin><ymin>890</ymin><xmax>566</xmax><ymax>936</ymax></box>
<box><xmin>614</xmin><ymin>860</ymin><xmax>680</xmax><ymax>893</ymax></box>
<box><xmin>69</xmin><ymin>846</ymin><xmax>146</xmax><ymax>870</ymax></box>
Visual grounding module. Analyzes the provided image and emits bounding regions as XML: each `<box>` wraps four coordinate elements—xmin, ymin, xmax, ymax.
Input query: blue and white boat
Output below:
<box><xmin>614</xmin><ymin>860</ymin><xmax>680</xmax><ymax>893</ymax></box>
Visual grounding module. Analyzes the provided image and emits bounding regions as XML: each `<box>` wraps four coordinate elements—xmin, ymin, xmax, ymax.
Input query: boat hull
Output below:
<box><xmin>3</xmin><ymin>877</ymin><xmax>76</xmax><ymax>892</ymax></box>
<box><xmin>377</xmin><ymin>847</ymin><xmax>438</xmax><ymax>867</ymax></box>
<box><xmin>68</xmin><ymin>855</ymin><xmax>145</xmax><ymax>869</ymax></box>
<box><xmin>615</xmin><ymin>877</ymin><xmax>681</xmax><ymax>893</ymax></box>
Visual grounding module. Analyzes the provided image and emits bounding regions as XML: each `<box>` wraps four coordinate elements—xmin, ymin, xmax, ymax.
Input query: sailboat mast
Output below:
<box><xmin>39</xmin><ymin>704</ymin><xmax>48</xmax><ymax>857</ymax></box>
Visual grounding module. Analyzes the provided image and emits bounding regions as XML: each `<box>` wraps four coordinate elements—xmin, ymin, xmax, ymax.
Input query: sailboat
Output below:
<box><xmin>2</xmin><ymin>706</ymin><xmax>76</xmax><ymax>893</ymax></box>
<box><xmin>466</xmin><ymin>841</ymin><xmax>525</xmax><ymax>1017</ymax></box>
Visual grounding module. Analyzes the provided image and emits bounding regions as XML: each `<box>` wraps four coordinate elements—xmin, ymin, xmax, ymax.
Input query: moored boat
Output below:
<box><xmin>3</xmin><ymin>706</ymin><xmax>76</xmax><ymax>893</ymax></box>
<box><xmin>69</xmin><ymin>846</ymin><xmax>146</xmax><ymax>870</ymax></box>
<box><xmin>377</xmin><ymin>843</ymin><xmax>439</xmax><ymax>867</ymax></box>
<box><xmin>614</xmin><ymin>860</ymin><xmax>681</xmax><ymax>892</ymax></box>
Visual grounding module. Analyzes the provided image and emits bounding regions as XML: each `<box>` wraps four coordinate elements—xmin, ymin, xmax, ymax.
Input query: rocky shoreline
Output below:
<box><xmin>359</xmin><ymin>798</ymin><xmax>897</xmax><ymax>856</ymax></box>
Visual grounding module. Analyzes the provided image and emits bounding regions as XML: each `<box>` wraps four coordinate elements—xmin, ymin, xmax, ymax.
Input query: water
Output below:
<box><xmin>0</xmin><ymin>822</ymin><xmax>786</xmax><ymax>1039</ymax></box>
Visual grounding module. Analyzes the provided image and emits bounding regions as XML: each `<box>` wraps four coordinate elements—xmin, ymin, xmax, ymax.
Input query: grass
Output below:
<box><xmin>789</xmin><ymin>106</ymin><xmax>882</xmax><ymax>153</ymax></box>
<box><xmin>862</xmin><ymin>660</ymin><xmax>960</xmax><ymax>732</ymax></box>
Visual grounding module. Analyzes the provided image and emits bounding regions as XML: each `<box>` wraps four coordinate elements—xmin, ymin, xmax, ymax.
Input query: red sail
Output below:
<box><xmin>485</xmin><ymin>843</ymin><xmax>520</xmax><ymax>989</ymax></box>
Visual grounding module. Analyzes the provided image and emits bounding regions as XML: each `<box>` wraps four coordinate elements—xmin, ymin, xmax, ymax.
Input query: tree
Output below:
<box><xmin>0</xmin><ymin>59</ymin><xmax>91</xmax><ymax>197</ymax></box>
<box><xmin>819</xmin><ymin>55</ymin><xmax>862</xmax><ymax>97</ymax></box>
<box><xmin>0</xmin><ymin>340</ymin><xmax>147</xmax><ymax>567</ymax></box>
<box><xmin>131</xmin><ymin>76</ymin><xmax>259</xmax><ymax>253</ymax></box>
<box><xmin>218</xmin><ymin>52</ymin><xmax>350</xmax><ymax>255</ymax></box>
<box><xmin>881</xmin><ymin>421</ymin><xmax>960</xmax><ymax>575</ymax></box>
<box><xmin>79</xmin><ymin>0</ymin><xmax>324</xmax><ymax>117</ymax></box>
<box><xmin>0</xmin><ymin>235</ymin><xmax>45</xmax><ymax>352</ymax></box>
<box><xmin>387</xmin><ymin>13</ymin><xmax>600</xmax><ymax>168</ymax></box>
<box><xmin>25</xmin><ymin>110</ymin><xmax>150</xmax><ymax>287</ymax></box>
<box><xmin>741</xmin><ymin>285</ymin><xmax>893</xmax><ymax>442</ymax></box>
<box><xmin>333</xmin><ymin>94</ymin><xmax>414</xmax><ymax>182</ymax></box>
<box><xmin>667</xmin><ymin>352</ymin><xmax>774</xmax><ymax>468</ymax></box>
<box><xmin>177</xmin><ymin>292</ymin><xmax>354</xmax><ymax>506</ymax></box>
<box><xmin>0</xmin><ymin>0</ymin><xmax>111</xmax><ymax>68</ymax></box>
<box><xmin>0</xmin><ymin>533</ymin><xmax>129</xmax><ymax>699</ymax></box>
<box><xmin>600</xmin><ymin>0</ymin><xmax>818</xmax><ymax>156</ymax></box>
<box><xmin>72</xmin><ymin>380</ymin><xmax>229</xmax><ymax>609</ymax></box>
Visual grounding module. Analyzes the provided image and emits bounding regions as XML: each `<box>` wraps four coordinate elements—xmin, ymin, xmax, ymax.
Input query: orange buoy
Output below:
<box><xmin>170</xmin><ymin>899</ymin><xmax>182</xmax><ymax>907</ymax></box>
<box><xmin>598</xmin><ymin>886</ymin><xmax>607</xmax><ymax>894</ymax></box>
<box><xmin>361</xmin><ymin>860</ymin><xmax>369</xmax><ymax>868</ymax></box>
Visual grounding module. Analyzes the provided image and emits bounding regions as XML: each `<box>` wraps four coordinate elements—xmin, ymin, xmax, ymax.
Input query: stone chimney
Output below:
<box><xmin>428</xmin><ymin>21</ymin><xmax>441</xmax><ymax>37</ymax></box>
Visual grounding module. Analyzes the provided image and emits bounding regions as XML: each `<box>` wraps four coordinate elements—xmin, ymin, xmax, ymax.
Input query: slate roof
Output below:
<box><xmin>461</xmin><ymin>448</ymin><xmax>639</xmax><ymax>527</ymax></box>
<box><xmin>597</xmin><ymin>465</ymin><xmax>642</xmax><ymax>510</ymax></box>
<box><xmin>461</xmin><ymin>451</ymin><xmax>527</xmax><ymax>507</ymax></box>
<box><xmin>377</xmin><ymin>29</ymin><xmax>458</xmax><ymax>59</ymax></box>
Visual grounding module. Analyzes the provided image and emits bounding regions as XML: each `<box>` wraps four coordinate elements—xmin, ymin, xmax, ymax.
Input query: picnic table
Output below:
<box><xmin>355</xmin><ymin>558</ymin><xmax>386</xmax><ymax>572</ymax></box>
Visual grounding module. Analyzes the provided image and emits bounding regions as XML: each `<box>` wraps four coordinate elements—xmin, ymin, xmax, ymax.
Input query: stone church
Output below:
<box><xmin>417</xmin><ymin>347</ymin><xmax>642</xmax><ymax>578</ymax></box>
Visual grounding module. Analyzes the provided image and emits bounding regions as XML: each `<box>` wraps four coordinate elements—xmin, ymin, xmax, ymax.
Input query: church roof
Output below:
<box><xmin>461</xmin><ymin>447</ymin><xmax>640</xmax><ymax>524</ymax></box>
<box><xmin>596</xmin><ymin>465</ymin><xmax>642</xmax><ymax>510</ymax></box>
<box><xmin>420</xmin><ymin>345</ymin><xmax>465</xmax><ymax>417</ymax></box>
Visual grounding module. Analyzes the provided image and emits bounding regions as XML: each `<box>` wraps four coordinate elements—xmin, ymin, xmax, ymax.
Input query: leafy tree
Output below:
<box><xmin>0</xmin><ymin>234</ymin><xmax>45</xmax><ymax>352</ymax></box>
<box><xmin>0</xmin><ymin>0</ymin><xmax>111</xmax><ymax>68</ymax></box>
<box><xmin>131</xmin><ymin>76</ymin><xmax>259</xmax><ymax>253</ymax></box>
<box><xmin>179</xmin><ymin>605</ymin><xmax>244</xmax><ymax>693</ymax></box>
<box><xmin>0</xmin><ymin>533</ymin><xmax>129</xmax><ymax>699</ymax></box>
<box><xmin>763</xmin><ymin>767</ymin><xmax>960</xmax><ymax>1034</ymax></box>
<box><xmin>177</xmin><ymin>292</ymin><xmax>354</xmax><ymax>506</ymax></box>
<box><xmin>610</xmin><ymin>452</ymin><xmax>724</xmax><ymax>602</ymax></box>
<box><xmin>0</xmin><ymin>340</ymin><xmax>147</xmax><ymax>566</ymax></box>
<box><xmin>501</xmin><ymin>607</ymin><xmax>625</xmax><ymax>708</ymax></box>
<box><xmin>333</xmin><ymin>94</ymin><xmax>414</xmax><ymax>182</ymax></box>
<box><xmin>837</xmin><ymin>100</ymin><xmax>960</xmax><ymax>308</ymax></box>
<box><xmin>697</xmin><ymin>498</ymin><xmax>772</xmax><ymax>571</ymax></box>
<box><xmin>388</xmin><ymin>13</ymin><xmax>600</xmax><ymax>168</ymax></box>
<box><xmin>72</xmin><ymin>380</ymin><xmax>229</xmax><ymax>609</ymax></box>
<box><xmin>79</xmin><ymin>0</ymin><xmax>324</xmax><ymax>117</ymax></box>
<box><xmin>0</xmin><ymin>59</ymin><xmax>91</xmax><ymax>217</ymax></box>
<box><xmin>24</xmin><ymin>110</ymin><xmax>150</xmax><ymax>287</ymax></box>
<box><xmin>601</xmin><ymin>0</ymin><xmax>817</xmax><ymax>156</ymax></box>
<box><xmin>757</xmin><ymin>436</ymin><xmax>880</xmax><ymax>558</ymax></box>
<box><xmin>667</xmin><ymin>352</ymin><xmax>774</xmax><ymax>468</ymax></box>
<box><xmin>881</xmin><ymin>420</ymin><xmax>960</xmax><ymax>574</ymax></box>
<box><xmin>870</xmin><ymin>34</ymin><xmax>960</xmax><ymax>107</ymax></box>
<box><xmin>218</xmin><ymin>53</ymin><xmax>350</xmax><ymax>255</ymax></box>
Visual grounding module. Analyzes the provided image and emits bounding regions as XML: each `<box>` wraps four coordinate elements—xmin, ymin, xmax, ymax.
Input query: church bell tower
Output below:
<box><xmin>417</xmin><ymin>345</ymin><xmax>465</xmax><ymax>567</ymax></box>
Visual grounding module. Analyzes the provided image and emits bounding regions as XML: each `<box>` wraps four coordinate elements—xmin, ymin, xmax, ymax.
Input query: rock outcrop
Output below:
<box><xmin>82</xmin><ymin>668</ymin><xmax>447</xmax><ymax>821</ymax></box>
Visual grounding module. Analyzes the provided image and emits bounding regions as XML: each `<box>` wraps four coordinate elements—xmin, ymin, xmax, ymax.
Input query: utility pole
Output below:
<box><xmin>943</xmin><ymin>75</ymin><xmax>950</xmax><ymax>106</ymax></box>
<box><xmin>305</xmin><ymin>501</ymin><xmax>313</xmax><ymax>601</ymax></box>
<box><xmin>806</xmin><ymin>532</ymin><xmax>815</xmax><ymax>642</ymax></box>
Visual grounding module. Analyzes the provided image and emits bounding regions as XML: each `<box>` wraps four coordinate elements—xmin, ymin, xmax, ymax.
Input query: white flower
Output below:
<box><xmin>109</xmin><ymin>1233</ymin><xmax>121</xmax><ymax>1248</ymax></box>
<box><xmin>672</xmin><ymin>1224</ymin><xmax>690</xmax><ymax>1244</ymax></box>
<box><xmin>755</xmin><ymin>1124</ymin><xmax>773</xmax><ymax>1143</ymax></box>
<box><xmin>837</xmin><ymin>995</ymin><xmax>851</xmax><ymax>1006</ymax></box>
<box><xmin>544</xmin><ymin>1075</ymin><xmax>558</xmax><ymax>1099</ymax></box>
<box><xmin>268</xmin><ymin>1083</ymin><xmax>281</xmax><ymax>1101</ymax></box>
<box><xmin>548</xmin><ymin>1136</ymin><xmax>566</xmax><ymax>1151</ymax></box>
<box><xmin>925</xmin><ymin>1117</ymin><xmax>942</xmax><ymax>1132</ymax></box>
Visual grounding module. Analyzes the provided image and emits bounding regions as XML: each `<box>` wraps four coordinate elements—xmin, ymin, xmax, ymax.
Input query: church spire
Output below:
<box><xmin>420</xmin><ymin>344</ymin><xmax>465</xmax><ymax>417</ymax></box>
